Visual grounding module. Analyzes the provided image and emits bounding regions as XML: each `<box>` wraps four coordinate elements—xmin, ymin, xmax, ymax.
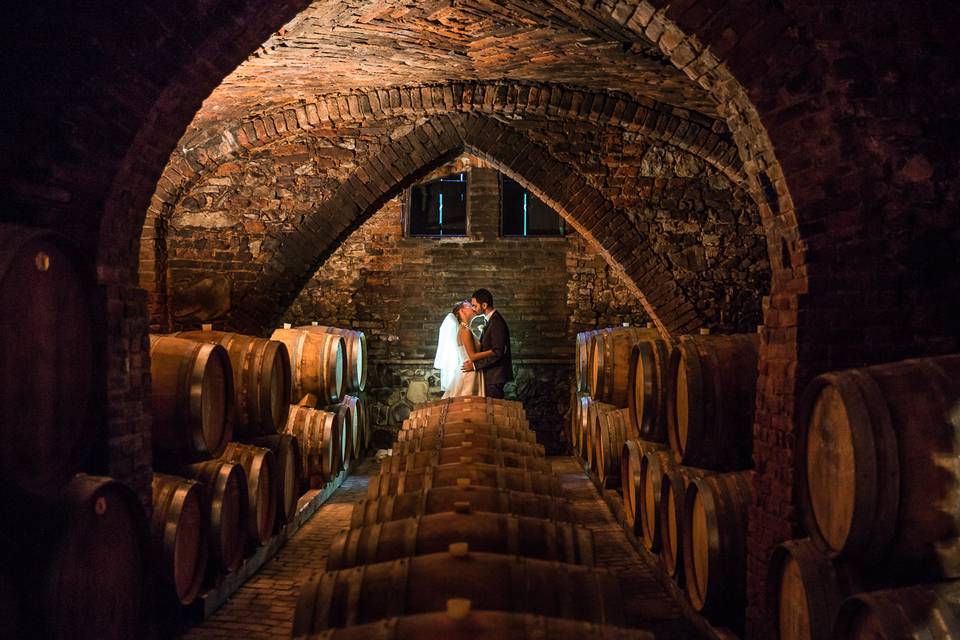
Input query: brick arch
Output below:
<box><xmin>230</xmin><ymin>112</ymin><xmax>700</xmax><ymax>335</ymax></box>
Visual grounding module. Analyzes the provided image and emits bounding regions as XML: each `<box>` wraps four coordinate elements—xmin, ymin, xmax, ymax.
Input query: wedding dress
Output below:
<box><xmin>434</xmin><ymin>312</ymin><xmax>485</xmax><ymax>399</ymax></box>
<box><xmin>442</xmin><ymin>341</ymin><xmax>485</xmax><ymax>398</ymax></box>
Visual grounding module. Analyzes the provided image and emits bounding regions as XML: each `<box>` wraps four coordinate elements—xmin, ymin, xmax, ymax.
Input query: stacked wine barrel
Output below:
<box><xmin>769</xmin><ymin>354</ymin><xmax>960</xmax><ymax>640</ymax></box>
<box><xmin>0</xmin><ymin>225</ymin><xmax>152</xmax><ymax>639</ymax></box>
<box><xmin>291</xmin><ymin>395</ymin><xmax>654</xmax><ymax>639</ymax></box>
<box><xmin>575</xmin><ymin>326</ymin><xmax>759</xmax><ymax>631</ymax></box>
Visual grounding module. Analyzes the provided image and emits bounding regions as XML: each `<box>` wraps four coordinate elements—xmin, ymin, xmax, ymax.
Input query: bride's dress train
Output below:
<box><xmin>442</xmin><ymin>343</ymin><xmax>485</xmax><ymax>398</ymax></box>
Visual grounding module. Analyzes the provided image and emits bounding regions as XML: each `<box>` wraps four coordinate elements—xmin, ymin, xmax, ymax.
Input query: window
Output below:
<box><xmin>500</xmin><ymin>176</ymin><xmax>566</xmax><ymax>237</ymax></box>
<box><xmin>407</xmin><ymin>172</ymin><xmax>468</xmax><ymax>236</ymax></box>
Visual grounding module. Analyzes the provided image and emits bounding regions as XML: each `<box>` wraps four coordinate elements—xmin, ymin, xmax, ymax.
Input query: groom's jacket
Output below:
<box><xmin>476</xmin><ymin>310</ymin><xmax>514</xmax><ymax>384</ymax></box>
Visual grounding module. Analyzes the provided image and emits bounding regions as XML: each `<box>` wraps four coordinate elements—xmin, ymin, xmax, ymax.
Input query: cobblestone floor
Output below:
<box><xmin>179</xmin><ymin>457</ymin><xmax>705</xmax><ymax>639</ymax></box>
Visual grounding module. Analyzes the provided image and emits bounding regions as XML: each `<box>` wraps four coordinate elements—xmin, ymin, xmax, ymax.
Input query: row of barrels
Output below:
<box><xmin>767</xmin><ymin>353</ymin><xmax>960</xmax><ymax>640</ymax></box>
<box><xmin>290</xmin><ymin>396</ymin><xmax>653</xmax><ymax>639</ymax></box>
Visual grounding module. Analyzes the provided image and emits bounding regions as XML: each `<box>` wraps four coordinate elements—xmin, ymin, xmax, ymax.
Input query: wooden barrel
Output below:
<box><xmin>638</xmin><ymin>448</ymin><xmax>674</xmax><ymax>552</ymax></box>
<box><xmin>797</xmin><ymin>355</ymin><xmax>960</xmax><ymax>578</ymax></box>
<box><xmin>409</xmin><ymin>400</ymin><xmax>526</xmax><ymax>421</ymax></box>
<box><xmin>403</xmin><ymin>415</ymin><xmax>529</xmax><ymax>432</ymax></box>
<box><xmin>380</xmin><ymin>447</ymin><xmax>552</xmax><ymax>475</ymax></box>
<box><xmin>589</xmin><ymin>327</ymin><xmax>654</xmax><ymax>406</ymax></box>
<box><xmin>682</xmin><ymin>471</ymin><xmax>753</xmax><ymax>622</ymax></box>
<box><xmin>595</xmin><ymin>408</ymin><xmax>631</xmax><ymax>488</ymax></box>
<box><xmin>177</xmin><ymin>330</ymin><xmax>291</xmax><ymax>437</ymax></box>
<box><xmin>391</xmin><ymin>431</ymin><xmax>544</xmax><ymax>458</ymax></box>
<box><xmin>584</xmin><ymin>400</ymin><xmax>616</xmax><ymax>474</ymax></box>
<box><xmin>627</xmin><ymin>336</ymin><xmax>672</xmax><ymax>443</ymax></box>
<box><xmin>833</xmin><ymin>581</ymin><xmax>960</xmax><ymax>639</ymax></box>
<box><xmin>326</xmin><ymin>403</ymin><xmax>352</xmax><ymax>469</ymax></box>
<box><xmin>396</xmin><ymin>423</ymin><xmax>537</xmax><ymax>444</ymax></box>
<box><xmin>658</xmin><ymin>464</ymin><xmax>708</xmax><ymax>584</ymax></box>
<box><xmin>23</xmin><ymin>474</ymin><xmax>149</xmax><ymax>639</ymax></box>
<box><xmin>666</xmin><ymin>333</ymin><xmax>758</xmax><ymax>470</ymax></box>
<box><xmin>292</xmin><ymin>550</ymin><xmax>627</xmax><ymax>633</ymax></box>
<box><xmin>327</xmin><ymin>511</ymin><xmax>595</xmax><ymax>569</ymax></box>
<box><xmin>573</xmin><ymin>395</ymin><xmax>590</xmax><ymax>461</ymax></box>
<box><xmin>350</xmin><ymin>486</ymin><xmax>578</xmax><ymax>528</ymax></box>
<box><xmin>576</xmin><ymin>330</ymin><xmax>601</xmax><ymax>392</ymax></box>
<box><xmin>175</xmin><ymin>459</ymin><xmax>248</xmax><ymax>572</ymax></box>
<box><xmin>413</xmin><ymin>396</ymin><xmax>526</xmax><ymax>414</ymax></box>
<box><xmin>151</xmin><ymin>473</ymin><xmax>208</xmax><ymax>605</ymax></box>
<box><xmin>299</xmin><ymin>325</ymin><xmax>367</xmax><ymax>392</ymax></box>
<box><xmin>149</xmin><ymin>334</ymin><xmax>233</xmax><ymax>463</ymax></box>
<box><xmin>340</xmin><ymin>395</ymin><xmax>365</xmax><ymax>458</ymax></box>
<box><xmin>271</xmin><ymin>327</ymin><xmax>345</xmax><ymax>405</ymax></box>
<box><xmin>620</xmin><ymin>439</ymin><xmax>666</xmax><ymax>536</ymax></box>
<box><xmin>249</xmin><ymin>433</ymin><xmax>302</xmax><ymax>526</ymax></box>
<box><xmin>769</xmin><ymin>538</ymin><xmax>874</xmax><ymax>640</ymax></box>
<box><xmin>285</xmin><ymin>405</ymin><xmax>341</xmax><ymax>486</ymax></box>
<box><xmin>221</xmin><ymin>443</ymin><xmax>277</xmax><ymax>546</ymax></box>
<box><xmin>289</xmin><ymin>609</ymin><xmax>654</xmax><ymax>640</ymax></box>
<box><xmin>0</xmin><ymin>225</ymin><xmax>94</xmax><ymax>502</ymax></box>
<box><xmin>369</xmin><ymin>463</ymin><xmax>564</xmax><ymax>498</ymax></box>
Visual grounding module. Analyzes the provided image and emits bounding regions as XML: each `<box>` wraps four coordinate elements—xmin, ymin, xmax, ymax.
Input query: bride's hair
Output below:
<box><xmin>451</xmin><ymin>300</ymin><xmax>471</xmax><ymax>322</ymax></box>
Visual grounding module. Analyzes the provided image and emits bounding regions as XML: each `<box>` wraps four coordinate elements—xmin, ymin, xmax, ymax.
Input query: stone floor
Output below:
<box><xmin>179</xmin><ymin>457</ymin><xmax>705</xmax><ymax>639</ymax></box>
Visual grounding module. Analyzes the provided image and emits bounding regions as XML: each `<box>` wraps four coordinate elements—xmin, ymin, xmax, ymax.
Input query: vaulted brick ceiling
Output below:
<box><xmin>192</xmin><ymin>0</ymin><xmax>720</xmax><ymax>128</ymax></box>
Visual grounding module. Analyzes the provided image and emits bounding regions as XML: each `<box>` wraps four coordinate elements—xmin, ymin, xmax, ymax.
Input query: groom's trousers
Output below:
<box><xmin>486</xmin><ymin>382</ymin><xmax>505</xmax><ymax>399</ymax></box>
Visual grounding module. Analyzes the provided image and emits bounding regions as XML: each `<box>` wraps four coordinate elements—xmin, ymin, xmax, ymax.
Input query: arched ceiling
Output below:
<box><xmin>191</xmin><ymin>0</ymin><xmax>721</xmax><ymax>129</ymax></box>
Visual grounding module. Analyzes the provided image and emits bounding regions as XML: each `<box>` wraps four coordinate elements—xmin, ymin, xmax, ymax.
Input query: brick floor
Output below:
<box><xmin>178</xmin><ymin>457</ymin><xmax>705</xmax><ymax>639</ymax></box>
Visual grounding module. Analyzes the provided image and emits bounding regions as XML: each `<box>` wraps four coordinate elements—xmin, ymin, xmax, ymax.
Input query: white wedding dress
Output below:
<box><xmin>442</xmin><ymin>341</ymin><xmax>485</xmax><ymax>398</ymax></box>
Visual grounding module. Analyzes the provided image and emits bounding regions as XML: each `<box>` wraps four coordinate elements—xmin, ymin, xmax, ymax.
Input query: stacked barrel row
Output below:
<box><xmin>574</xmin><ymin>325</ymin><xmax>759</xmax><ymax>632</ymax></box>
<box><xmin>146</xmin><ymin>322</ymin><xmax>367</xmax><ymax>609</ymax></box>
<box><xmin>769</xmin><ymin>354</ymin><xmax>960</xmax><ymax>640</ymax></box>
<box><xmin>290</xmin><ymin>395</ymin><xmax>653</xmax><ymax>640</ymax></box>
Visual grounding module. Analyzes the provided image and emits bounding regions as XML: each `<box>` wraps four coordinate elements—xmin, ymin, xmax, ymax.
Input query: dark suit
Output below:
<box><xmin>476</xmin><ymin>310</ymin><xmax>513</xmax><ymax>399</ymax></box>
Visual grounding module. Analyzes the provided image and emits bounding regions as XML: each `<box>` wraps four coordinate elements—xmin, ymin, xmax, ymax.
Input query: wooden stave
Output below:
<box><xmin>411</xmin><ymin>396</ymin><xmax>526</xmax><ymax>413</ymax></box>
<box><xmin>284</xmin><ymin>405</ymin><xmax>340</xmax><ymax>486</ymax></box>
<box><xmin>682</xmin><ymin>471</ymin><xmax>753</xmax><ymax>623</ymax></box>
<box><xmin>292</xmin><ymin>551</ymin><xmax>627</xmax><ymax>633</ymax></box>
<box><xmin>0</xmin><ymin>224</ymin><xmax>95</xmax><ymax>503</ymax></box>
<box><xmin>638</xmin><ymin>448</ymin><xmax>674</xmax><ymax>553</ymax></box>
<box><xmin>627</xmin><ymin>338</ymin><xmax>672</xmax><ymax>444</ymax></box>
<box><xmin>297</xmin><ymin>325</ymin><xmax>367</xmax><ymax>392</ymax></box>
<box><xmin>595</xmin><ymin>408</ymin><xmax>631</xmax><ymax>488</ymax></box>
<box><xmin>339</xmin><ymin>395</ymin><xmax>364</xmax><ymax>459</ymax></box>
<box><xmin>658</xmin><ymin>465</ymin><xmax>709</xmax><ymax>583</ymax></box>
<box><xmin>396</xmin><ymin>424</ymin><xmax>537</xmax><ymax>445</ymax></box>
<box><xmin>590</xmin><ymin>327</ymin><xmax>655</xmax><ymax>407</ymax></box>
<box><xmin>151</xmin><ymin>473</ymin><xmax>209</xmax><ymax>606</ymax></box>
<box><xmin>666</xmin><ymin>334</ymin><xmax>758</xmax><ymax>471</ymax></box>
<box><xmin>585</xmin><ymin>400</ymin><xmax>616</xmax><ymax>474</ymax></box>
<box><xmin>576</xmin><ymin>330</ymin><xmax>601</xmax><ymax>392</ymax></box>
<box><xmin>379</xmin><ymin>447</ymin><xmax>552</xmax><ymax>475</ymax></box>
<box><xmin>832</xmin><ymin>581</ymin><xmax>960</xmax><ymax>640</ymax></box>
<box><xmin>390</xmin><ymin>432</ymin><xmax>544</xmax><ymax>458</ymax></box>
<box><xmin>368</xmin><ymin>463</ymin><xmax>564</xmax><ymax>499</ymax></box>
<box><xmin>289</xmin><ymin>609</ymin><xmax>654</xmax><ymax>640</ymax></box>
<box><xmin>271</xmin><ymin>328</ymin><xmax>346</xmax><ymax>405</ymax></box>
<box><xmin>326</xmin><ymin>511</ymin><xmax>596</xmax><ymax>570</ymax></box>
<box><xmin>176</xmin><ymin>331</ymin><xmax>292</xmax><ymax>437</ymax></box>
<box><xmin>796</xmin><ymin>355</ymin><xmax>960</xmax><ymax>576</ymax></box>
<box><xmin>221</xmin><ymin>443</ymin><xmax>278</xmax><ymax>546</ymax></box>
<box><xmin>174</xmin><ymin>459</ymin><xmax>248</xmax><ymax>573</ymax></box>
<box><xmin>249</xmin><ymin>433</ymin><xmax>303</xmax><ymax>527</ymax></box>
<box><xmin>326</xmin><ymin>403</ymin><xmax>352</xmax><ymax>469</ymax></box>
<box><xmin>349</xmin><ymin>486</ymin><xmax>578</xmax><ymax>528</ymax></box>
<box><xmin>148</xmin><ymin>335</ymin><xmax>234</xmax><ymax>463</ymax></box>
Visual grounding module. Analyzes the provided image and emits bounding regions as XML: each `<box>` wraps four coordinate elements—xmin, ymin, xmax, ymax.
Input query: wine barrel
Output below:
<box><xmin>174</xmin><ymin>459</ymin><xmax>248</xmax><ymax>573</ymax></box>
<box><xmin>23</xmin><ymin>474</ymin><xmax>149</xmax><ymax>640</ymax></box>
<box><xmin>380</xmin><ymin>447</ymin><xmax>552</xmax><ymax>475</ymax></box>
<box><xmin>149</xmin><ymin>334</ymin><xmax>234</xmax><ymax>463</ymax></box>
<box><xmin>576</xmin><ymin>330</ymin><xmax>601</xmax><ymax>392</ymax></box>
<box><xmin>271</xmin><ymin>327</ymin><xmax>345</xmax><ymax>405</ymax></box>
<box><xmin>403</xmin><ymin>415</ymin><xmax>529</xmax><ymax>432</ymax></box>
<box><xmin>769</xmin><ymin>538</ymin><xmax>874</xmax><ymax>640</ymax></box>
<box><xmin>409</xmin><ymin>398</ymin><xmax>526</xmax><ymax>420</ymax></box>
<box><xmin>666</xmin><ymin>333</ymin><xmax>758</xmax><ymax>470</ymax></box>
<box><xmin>620</xmin><ymin>439</ymin><xmax>666</xmax><ymax>536</ymax></box>
<box><xmin>298</xmin><ymin>325</ymin><xmax>367</xmax><ymax>392</ymax></box>
<box><xmin>291</xmin><ymin>550</ymin><xmax>627</xmax><ymax>633</ymax></box>
<box><xmin>369</xmin><ymin>463</ymin><xmax>564</xmax><ymax>498</ymax></box>
<box><xmin>285</xmin><ymin>405</ymin><xmax>341</xmax><ymax>486</ymax></box>
<box><xmin>833</xmin><ymin>581</ymin><xmax>960</xmax><ymax>639</ymax></box>
<box><xmin>290</xmin><ymin>609</ymin><xmax>654</xmax><ymax>640</ymax></box>
<box><xmin>151</xmin><ymin>473</ymin><xmax>208</xmax><ymax>605</ymax></box>
<box><xmin>350</xmin><ymin>486</ymin><xmax>578</xmax><ymax>528</ymax></box>
<box><xmin>797</xmin><ymin>355</ymin><xmax>960</xmax><ymax>578</ymax></box>
<box><xmin>327</xmin><ymin>511</ymin><xmax>595</xmax><ymax>569</ymax></box>
<box><xmin>658</xmin><ymin>464</ymin><xmax>709</xmax><ymax>584</ymax></box>
<box><xmin>627</xmin><ymin>336</ymin><xmax>672</xmax><ymax>443</ymax></box>
<box><xmin>589</xmin><ymin>327</ymin><xmax>655</xmax><ymax>406</ymax></box>
<box><xmin>595</xmin><ymin>407</ymin><xmax>631</xmax><ymax>488</ymax></box>
<box><xmin>638</xmin><ymin>448</ymin><xmax>674</xmax><ymax>552</ymax></box>
<box><xmin>573</xmin><ymin>395</ymin><xmax>590</xmax><ymax>461</ymax></box>
<box><xmin>340</xmin><ymin>395</ymin><xmax>365</xmax><ymax>458</ymax></box>
<box><xmin>682</xmin><ymin>471</ymin><xmax>753</xmax><ymax>622</ymax></box>
<box><xmin>249</xmin><ymin>433</ymin><xmax>302</xmax><ymax>526</ymax></box>
<box><xmin>584</xmin><ymin>400</ymin><xmax>616</xmax><ymax>474</ymax></box>
<box><xmin>326</xmin><ymin>403</ymin><xmax>352</xmax><ymax>469</ymax></box>
<box><xmin>396</xmin><ymin>423</ymin><xmax>537</xmax><ymax>445</ymax></box>
<box><xmin>0</xmin><ymin>225</ymin><xmax>94</xmax><ymax>502</ymax></box>
<box><xmin>391</xmin><ymin>431</ymin><xmax>544</xmax><ymax>458</ymax></box>
<box><xmin>221</xmin><ymin>443</ymin><xmax>277</xmax><ymax>546</ymax></box>
<box><xmin>413</xmin><ymin>396</ymin><xmax>526</xmax><ymax>414</ymax></box>
<box><xmin>176</xmin><ymin>330</ymin><xmax>291</xmax><ymax>437</ymax></box>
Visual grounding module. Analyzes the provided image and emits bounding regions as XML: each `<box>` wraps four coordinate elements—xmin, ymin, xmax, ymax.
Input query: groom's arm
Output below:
<box><xmin>473</xmin><ymin>319</ymin><xmax>507</xmax><ymax>371</ymax></box>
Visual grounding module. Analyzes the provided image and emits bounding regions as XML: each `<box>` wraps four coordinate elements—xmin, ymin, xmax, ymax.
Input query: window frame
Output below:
<box><xmin>404</xmin><ymin>171</ymin><xmax>471</xmax><ymax>238</ymax></box>
<box><xmin>498</xmin><ymin>174</ymin><xmax>567</xmax><ymax>239</ymax></box>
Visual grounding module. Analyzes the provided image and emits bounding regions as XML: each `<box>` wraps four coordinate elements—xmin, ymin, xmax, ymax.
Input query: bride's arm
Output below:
<box><xmin>460</xmin><ymin>327</ymin><xmax>493</xmax><ymax>362</ymax></box>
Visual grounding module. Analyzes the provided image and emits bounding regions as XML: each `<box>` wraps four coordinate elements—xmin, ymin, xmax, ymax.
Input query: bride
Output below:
<box><xmin>434</xmin><ymin>300</ymin><xmax>494</xmax><ymax>398</ymax></box>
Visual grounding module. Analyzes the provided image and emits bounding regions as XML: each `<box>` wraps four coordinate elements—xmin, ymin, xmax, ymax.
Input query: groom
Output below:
<box><xmin>462</xmin><ymin>288</ymin><xmax>513</xmax><ymax>399</ymax></box>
